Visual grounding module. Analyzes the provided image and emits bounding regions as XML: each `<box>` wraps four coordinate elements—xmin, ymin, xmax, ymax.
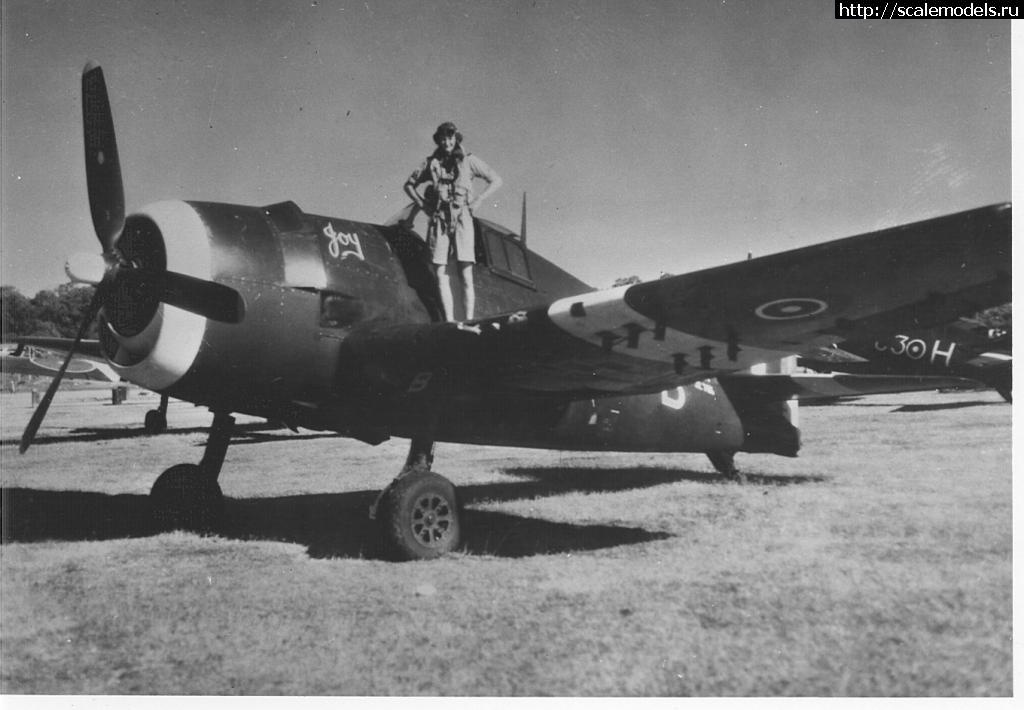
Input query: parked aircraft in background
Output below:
<box><xmin>7</xmin><ymin>337</ymin><xmax>172</xmax><ymax>432</ymax></box>
<box><xmin>18</xmin><ymin>62</ymin><xmax>1011</xmax><ymax>560</ymax></box>
<box><xmin>799</xmin><ymin>318</ymin><xmax>1012</xmax><ymax>402</ymax></box>
<box><xmin>2</xmin><ymin>342</ymin><xmax>118</xmax><ymax>384</ymax></box>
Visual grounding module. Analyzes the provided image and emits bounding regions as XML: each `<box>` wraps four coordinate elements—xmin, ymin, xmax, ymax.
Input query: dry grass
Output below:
<box><xmin>0</xmin><ymin>387</ymin><xmax>1012</xmax><ymax>695</ymax></box>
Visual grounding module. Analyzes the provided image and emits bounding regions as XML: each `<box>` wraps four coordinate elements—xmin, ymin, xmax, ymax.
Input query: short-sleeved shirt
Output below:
<box><xmin>407</xmin><ymin>153</ymin><xmax>499</xmax><ymax>209</ymax></box>
<box><xmin>407</xmin><ymin>151</ymin><xmax>499</xmax><ymax>264</ymax></box>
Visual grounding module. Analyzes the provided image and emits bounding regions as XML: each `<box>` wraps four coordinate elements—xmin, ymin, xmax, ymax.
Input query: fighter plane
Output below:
<box><xmin>1</xmin><ymin>341</ymin><xmax>118</xmax><ymax>384</ymax></box>
<box><xmin>18</xmin><ymin>62</ymin><xmax>1011</xmax><ymax>560</ymax></box>
<box><xmin>798</xmin><ymin>318</ymin><xmax>1012</xmax><ymax>401</ymax></box>
<box><xmin>5</xmin><ymin>337</ymin><xmax>173</xmax><ymax>432</ymax></box>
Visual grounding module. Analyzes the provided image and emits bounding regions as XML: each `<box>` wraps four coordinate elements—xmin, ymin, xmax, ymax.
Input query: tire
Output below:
<box><xmin>381</xmin><ymin>472</ymin><xmax>461</xmax><ymax>561</ymax></box>
<box><xmin>150</xmin><ymin>464</ymin><xmax>224</xmax><ymax>534</ymax></box>
<box><xmin>144</xmin><ymin>409</ymin><xmax>167</xmax><ymax>435</ymax></box>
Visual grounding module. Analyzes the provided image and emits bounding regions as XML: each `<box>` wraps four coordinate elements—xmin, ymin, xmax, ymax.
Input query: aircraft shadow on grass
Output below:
<box><xmin>1</xmin><ymin>467</ymin><xmax>824</xmax><ymax>560</ymax></box>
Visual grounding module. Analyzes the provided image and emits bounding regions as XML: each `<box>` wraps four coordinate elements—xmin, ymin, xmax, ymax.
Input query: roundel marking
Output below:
<box><xmin>906</xmin><ymin>339</ymin><xmax>928</xmax><ymax>359</ymax></box>
<box><xmin>754</xmin><ymin>298</ymin><xmax>828</xmax><ymax>321</ymax></box>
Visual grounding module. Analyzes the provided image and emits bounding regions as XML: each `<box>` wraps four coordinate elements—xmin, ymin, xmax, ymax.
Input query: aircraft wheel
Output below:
<box><xmin>381</xmin><ymin>472</ymin><xmax>461</xmax><ymax>561</ymax></box>
<box><xmin>150</xmin><ymin>464</ymin><xmax>224</xmax><ymax>534</ymax></box>
<box><xmin>144</xmin><ymin>409</ymin><xmax>168</xmax><ymax>435</ymax></box>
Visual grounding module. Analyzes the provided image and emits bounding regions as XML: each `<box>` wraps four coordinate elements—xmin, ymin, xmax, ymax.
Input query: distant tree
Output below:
<box><xmin>55</xmin><ymin>284</ymin><xmax>97</xmax><ymax>337</ymax></box>
<box><xmin>1</xmin><ymin>286</ymin><xmax>34</xmax><ymax>339</ymax></box>
<box><xmin>27</xmin><ymin>289</ymin><xmax>65</xmax><ymax>337</ymax></box>
<box><xmin>612</xmin><ymin>273</ymin><xmax>674</xmax><ymax>287</ymax></box>
<box><xmin>612</xmin><ymin>275</ymin><xmax>642</xmax><ymax>287</ymax></box>
<box><xmin>1</xmin><ymin>284</ymin><xmax>97</xmax><ymax>338</ymax></box>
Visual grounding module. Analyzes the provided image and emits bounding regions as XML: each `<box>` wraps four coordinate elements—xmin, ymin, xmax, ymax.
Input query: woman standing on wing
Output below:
<box><xmin>404</xmin><ymin>122</ymin><xmax>502</xmax><ymax>321</ymax></box>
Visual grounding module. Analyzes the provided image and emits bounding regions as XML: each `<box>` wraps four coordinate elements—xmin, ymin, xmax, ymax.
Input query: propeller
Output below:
<box><xmin>20</xmin><ymin>62</ymin><xmax>244</xmax><ymax>453</ymax></box>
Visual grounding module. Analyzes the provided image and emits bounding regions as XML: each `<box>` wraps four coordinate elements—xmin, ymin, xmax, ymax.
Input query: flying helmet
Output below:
<box><xmin>432</xmin><ymin>121</ymin><xmax>463</xmax><ymax>146</ymax></box>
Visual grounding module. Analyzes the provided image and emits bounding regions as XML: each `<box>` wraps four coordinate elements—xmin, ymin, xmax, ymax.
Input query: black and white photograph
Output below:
<box><xmin>0</xmin><ymin>0</ymin><xmax>1013</xmax><ymax>699</ymax></box>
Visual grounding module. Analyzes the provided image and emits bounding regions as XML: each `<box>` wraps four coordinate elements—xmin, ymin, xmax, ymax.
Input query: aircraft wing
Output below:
<box><xmin>1</xmin><ymin>352</ymin><xmax>119</xmax><ymax>382</ymax></box>
<box><xmin>13</xmin><ymin>337</ymin><xmax>105</xmax><ymax>360</ymax></box>
<box><xmin>340</xmin><ymin>204</ymin><xmax>1010</xmax><ymax>398</ymax></box>
<box><xmin>718</xmin><ymin>372</ymin><xmax>982</xmax><ymax>403</ymax></box>
<box><xmin>2</xmin><ymin>339</ymin><xmax>115</xmax><ymax>382</ymax></box>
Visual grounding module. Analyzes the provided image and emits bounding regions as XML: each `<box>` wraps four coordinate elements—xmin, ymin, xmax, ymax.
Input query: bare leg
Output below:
<box><xmin>459</xmin><ymin>262</ymin><xmax>475</xmax><ymax>321</ymax></box>
<box><xmin>435</xmin><ymin>264</ymin><xmax>454</xmax><ymax>321</ymax></box>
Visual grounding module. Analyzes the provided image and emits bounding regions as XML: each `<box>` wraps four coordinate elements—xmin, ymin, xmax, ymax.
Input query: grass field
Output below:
<box><xmin>0</xmin><ymin>386</ymin><xmax>1012</xmax><ymax>695</ymax></box>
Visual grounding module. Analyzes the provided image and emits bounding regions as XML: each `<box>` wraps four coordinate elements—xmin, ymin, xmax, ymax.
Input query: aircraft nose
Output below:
<box><xmin>65</xmin><ymin>253</ymin><xmax>107</xmax><ymax>285</ymax></box>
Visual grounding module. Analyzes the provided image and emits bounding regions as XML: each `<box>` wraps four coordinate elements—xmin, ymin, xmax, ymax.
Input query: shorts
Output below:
<box><xmin>429</xmin><ymin>207</ymin><xmax>475</xmax><ymax>265</ymax></box>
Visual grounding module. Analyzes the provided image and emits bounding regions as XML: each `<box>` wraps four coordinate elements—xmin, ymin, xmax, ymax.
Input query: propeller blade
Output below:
<box><xmin>160</xmin><ymin>271</ymin><xmax>245</xmax><ymax>323</ymax></box>
<box><xmin>123</xmin><ymin>269</ymin><xmax>245</xmax><ymax>323</ymax></box>
<box><xmin>82</xmin><ymin>61</ymin><xmax>125</xmax><ymax>253</ymax></box>
<box><xmin>19</xmin><ymin>290</ymin><xmax>104</xmax><ymax>454</ymax></box>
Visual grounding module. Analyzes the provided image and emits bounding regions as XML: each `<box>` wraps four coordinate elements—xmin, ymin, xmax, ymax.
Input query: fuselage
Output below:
<box><xmin>93</xmin><ymin>198</ymin><xmax>797</xmax><ymax>457</ymax></box>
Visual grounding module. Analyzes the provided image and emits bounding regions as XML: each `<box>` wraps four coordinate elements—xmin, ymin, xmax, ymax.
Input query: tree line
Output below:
<box><xmin>1</xmin><ymin>285</ymin><xmax>98</xmax><ymax>340</ymax></box>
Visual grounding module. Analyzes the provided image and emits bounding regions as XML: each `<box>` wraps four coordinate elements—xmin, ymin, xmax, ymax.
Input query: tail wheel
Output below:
<box><xmin>381</xmin><ymin>472</ymin><xmax>461</xmax><ymax>560</ymax></box>
<box><xmin>150</xmin><ymin>463</ymin><xmax>224</xmax><ymax>534</ymax></box>
<box><xmin>707</xmin><ymin>450</ymin><xmax>745</xmax><ymax>483</ymax></box>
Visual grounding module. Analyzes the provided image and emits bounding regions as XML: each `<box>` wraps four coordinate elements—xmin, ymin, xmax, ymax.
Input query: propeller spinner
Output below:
<box><xmin>20</xmin><ymin>62</ymin><xmax>245</xmax><ymax>453</ymax></box>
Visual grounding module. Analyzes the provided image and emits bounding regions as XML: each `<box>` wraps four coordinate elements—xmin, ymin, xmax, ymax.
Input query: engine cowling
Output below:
<box><xmin>99</xmin><ymin>200</ymin><xmax>214</xmax><ymax>391</ymax></box>
<box><xmin>95</xmin><ymin>199</ymin><xmax>431</xmax><ymax>425</ymax></box>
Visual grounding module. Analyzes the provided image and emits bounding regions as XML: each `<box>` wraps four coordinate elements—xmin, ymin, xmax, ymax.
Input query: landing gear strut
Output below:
<box><xmin>372</xmin><ymin>435</ymin><xmax>462</xmax><ymax>560</ymax></box>
<box><xmin>150</xmin><ymin>411</ymin><xmax>233</xmax><ymax>533</ymax></box>
<box><xmin>144</xmin><ymin>394</ymin><xmax>169</xmax><ymax>435</ymax></box>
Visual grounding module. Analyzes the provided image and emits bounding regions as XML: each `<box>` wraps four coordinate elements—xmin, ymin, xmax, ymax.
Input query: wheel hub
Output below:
<box><xmin>411</xmin><ymin>494</ymin><xmax>453</xmax><ymax>547</ymax></box>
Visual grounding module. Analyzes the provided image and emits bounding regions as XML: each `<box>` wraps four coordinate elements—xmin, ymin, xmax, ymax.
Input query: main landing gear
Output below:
<box><xmin>370</xmin><ymin>435</ymin><xmax>462</xmax><ymax>561</ymax></box>
<box><xmin>150</xmin><ymin>411</ymin><xmax>232</xmax><ymax>533</ymax></box>
<box><xmin>148</xmin><ymin>415</ymin><xmax>462</xmax><ymax>560</ymax></box>
<box><xmin>144</xmin><ymin>394</ymin><xmax>170</xmax><ymax>435</ymax></box>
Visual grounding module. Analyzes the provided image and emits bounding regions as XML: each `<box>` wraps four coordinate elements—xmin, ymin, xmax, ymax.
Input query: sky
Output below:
<box><xmin>0</xmin><ymin>0</ymin><xmax>1012</xmax><ymax>294</ymax></box>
